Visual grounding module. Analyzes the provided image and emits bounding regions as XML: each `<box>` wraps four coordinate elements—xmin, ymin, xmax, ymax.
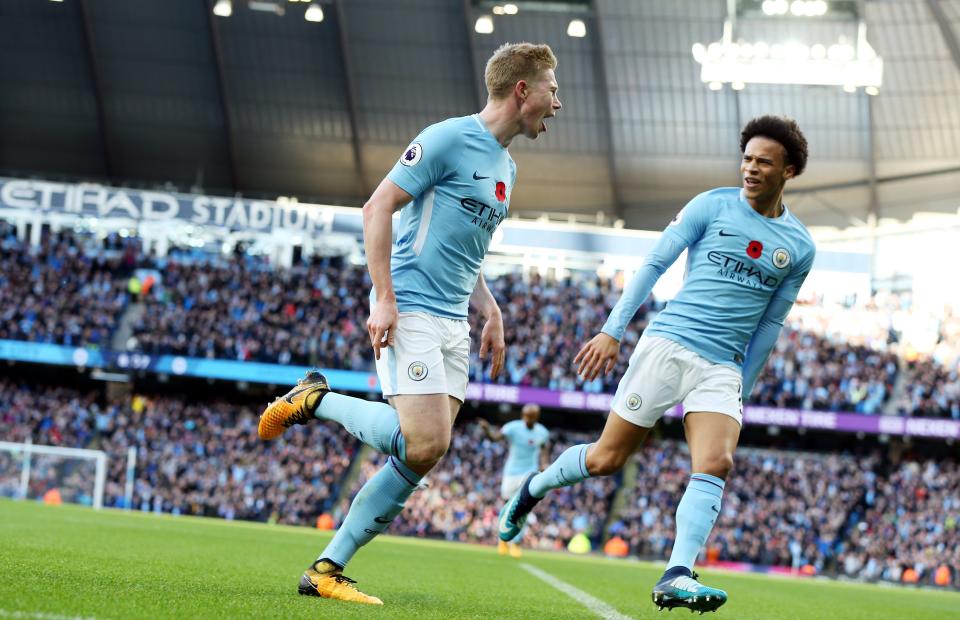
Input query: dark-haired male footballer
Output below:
<box><xmin>478</xmin><ymin>403</ymin><xmax>549</xmax><ymax>558</ymax></box>
<box><xmin>499</xmin><ymin>115</ymin><xmax>816</xmax><ymax>614</ymax></box>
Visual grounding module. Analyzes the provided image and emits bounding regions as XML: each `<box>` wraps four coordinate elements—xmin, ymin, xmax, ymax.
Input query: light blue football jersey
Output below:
<box><xmin>502</xmin><ymin>420</ymin><xmax>550</xmax><ymax>476</ymax></box>
<box><xmin>383</xmin><ymin>115</ymin><xmax>516</xmax><ymax>320</ymax></box>
<box><xmin>604</xmin><ymin>187</ymin><xmax>816</xmax><ymax>369</ymax></box>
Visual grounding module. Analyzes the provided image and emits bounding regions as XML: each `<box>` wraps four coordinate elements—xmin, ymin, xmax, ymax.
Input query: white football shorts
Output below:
<box><xmin>375</xmin><ymin>311</ymin><xmax>470</xmax><ymax>402</ymax></box>
<box><xmin>611</xmin><ymin>335</ymin><xmax>743</xmax><ymax>427</ymax></box>
<box><xmin>500</xmin><ymin>472</ymin><xmax>530</xmax><ymax>500</ymax></box>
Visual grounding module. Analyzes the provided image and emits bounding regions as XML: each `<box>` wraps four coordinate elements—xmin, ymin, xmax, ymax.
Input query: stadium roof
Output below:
<box><xmin>2</xmin><ymin>0</ymin><xmax>959</xmax><ymax>231</ymax></box>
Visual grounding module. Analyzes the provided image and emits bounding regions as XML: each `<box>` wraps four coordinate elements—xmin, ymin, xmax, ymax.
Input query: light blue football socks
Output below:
<box><xmin>528</xmin><ymin>444</ymin><xmax>591</xmax><ymax>498</ymax></box>
<box><xmin>320</xmin><ymin>456</ymin><xmax>421</xmax><ymax>567</ymax></box>
<box><xmin>312</xmin><ymin>394</ymin><xmax>417</xmax><ymax>567</ymax></box>
<box><xmin>666</xmin><ymin>473</ymin><xmax>725</xmax><ymax>571</ymax></box>
<box><xmin>314</xmin><ymin>392</ymin><xmax>406</xmax><ymax>460</ymax></box>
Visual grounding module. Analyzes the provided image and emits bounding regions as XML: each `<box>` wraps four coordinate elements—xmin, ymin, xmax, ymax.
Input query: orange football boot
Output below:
<box><xmin>298</xmin><ymin>560</ymin><xmax>383</xmax><ymax>605</ymax></box>
<box><xmin>258</xmin><ymin>371</ymin><xmax>330</xmax><ymax>440</ymax></box>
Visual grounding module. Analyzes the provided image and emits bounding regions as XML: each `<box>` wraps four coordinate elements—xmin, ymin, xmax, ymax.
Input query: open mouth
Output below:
<box><xmin>540</xmin><ymin>114</ymin><xmax>555</xmax><ymax>134</ymax></box>
<box><xmin>744</xmin><ymin>178</ymin><xmax>760</xmax><ymax>189</ymax></box>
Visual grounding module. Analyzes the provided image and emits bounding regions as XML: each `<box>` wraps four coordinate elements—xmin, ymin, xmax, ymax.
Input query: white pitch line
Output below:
<box><xmin>520</xmin><ymin>563</ymin><xmax>634</xmax><ymax>620</ymax></box>
<box><xmin>0</xmin><ymin>610</ymin><xmax>103</xmax><ymax>620</ymax></box>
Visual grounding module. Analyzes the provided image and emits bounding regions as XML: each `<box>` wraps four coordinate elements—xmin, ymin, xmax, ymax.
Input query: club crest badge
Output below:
<box><xmin>408</xmin><ymin>361</ymin><xmax>428</xmax><ymax>381</ymax></box>
<box><xmin>772</xmin><ymin>247</ymin><xmax>791</xmax><ymax>269</ymax></box>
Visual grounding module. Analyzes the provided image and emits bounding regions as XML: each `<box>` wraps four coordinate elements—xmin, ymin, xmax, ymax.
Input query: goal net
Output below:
<box><xmin>0</xmin><ymin>441</ymin><xmax>107</xmax><ymax>509</ymax></box>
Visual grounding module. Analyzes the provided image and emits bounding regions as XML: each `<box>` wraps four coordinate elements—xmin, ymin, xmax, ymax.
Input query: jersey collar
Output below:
<box><xmin>472</xmin><ymin>114</ymin><xmax>508</xmax><ymax>151</ymax></box>
<box><xmin>738</xmin><ymin>188</ymin><xmax>791</xmax><ymax>223</ymax></box>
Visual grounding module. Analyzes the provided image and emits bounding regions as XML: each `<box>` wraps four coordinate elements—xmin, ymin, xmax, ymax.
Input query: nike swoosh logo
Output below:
<box><xmin>373</xmin><ymin>515</ymin><xmax>392</xmax><ymax>524</ymax></box>
<box><xmin>284</xmin><ymin>384</ymin><xmax>316</xmax><ymax>405</ymax></box>
<box><xmin>473</xmin><ymin>171</ymin><xmax>489</xmax><ymax>180</ymax></box>
<box><xmin>711</xmin><ymin>505</ymin><xmax>720</xmax><ymax>513</ymax></box>
<box><xmin>718</xmin><ymin>230</ymin><xmax>736</xmax><ymax>237</ymax></box>
<box><xmin>499</xmin><ymin>506</ymin><xmax>512</xmax><ymax>535</ymax></box>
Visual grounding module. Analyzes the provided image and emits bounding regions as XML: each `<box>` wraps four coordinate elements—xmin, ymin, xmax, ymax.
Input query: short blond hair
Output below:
<box><xmin>484</xmin><ymin>42</ymin><xmax>557</xmax><ymax>100</ymax></box>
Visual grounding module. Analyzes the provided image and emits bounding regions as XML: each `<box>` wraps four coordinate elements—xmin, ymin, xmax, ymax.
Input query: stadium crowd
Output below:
<box><xmin>130</xmin><ymin>255</ymin><xmax>372</xmax><ymax>370</ymax></box>
<box><xmin>469</xmin><ymin>272</ymin><xmax>643</xmax><ymax>393</ymax></box>
<box><xmin>0</xmin><ymin>225</ymin><xmax>130</xmax><ymax>347</ymax></box>
<box><xmin>609</xmin><ymin>443</ymin><xmax>875</xmax><ymax>572</ymax></box>
<box><xmin>898</xmin><ymin>356</ymin><xmax>960</xmax><ymax>419</ymax></box>
<box><xmin>1</xmin><ymin>228</ymin><xmax>959</xmax><ymax>419</ymax></box>
<box><xmin>338</xmin><ymin>422</ymin><xmax>617</xmax><ymax>550</ymax></box>
<box><xmin>0</xmin><ymin>379</ymin><xmax>956</xmax><ymax>587</ymax></box>
<box><xmin>751</xmin><ymin>326</ymin><xmax>899</xmax><ymax>414</ymax></box>
<box><xmin>838</xmin><ymin>457</ymin><xmax>960</xmax><ymax>586</ymax></box>
<box><xmin>0</xmin><ymin>378</ymin><xmax>355</xmax><ymax>525</ymax></box>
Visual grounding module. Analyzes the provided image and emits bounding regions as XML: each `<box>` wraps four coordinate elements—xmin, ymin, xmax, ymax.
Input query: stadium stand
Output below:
<box><xmin>610</xmin><ymin>443</ymin><xmax>878</xmax><ymax>573</ymax></box>
<box><xmin>3</xmin><ymin>229</ymin><xmax>958</xmax><ymax>418</ymax></box>
<box><xmin>0</xmin><ymin>379</ymin><xmax>955</xmax><ymax>587</ymax></box>
<box><xmin>0</xmin><ymin>378</ymin><xmax>355</xmax><ymax>525</ymax></box>
<box><xmin>339</xmin><ymin>422</ymin><xmax>618</xmax><ymax>550</ymax></box>
<box><xmin>0</xmin><ymin>227</ymin><xmax>130</xmax><ymax>347</ymax></box>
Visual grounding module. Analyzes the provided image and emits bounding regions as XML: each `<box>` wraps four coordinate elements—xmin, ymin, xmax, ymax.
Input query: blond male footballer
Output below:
<box><xmin>258</xmin><ymin>42</ymin><xmax>562</xmax><ymax>605</ymax></box>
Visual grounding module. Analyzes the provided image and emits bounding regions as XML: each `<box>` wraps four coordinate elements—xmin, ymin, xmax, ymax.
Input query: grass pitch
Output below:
<box><xmin>1</xmin><ymin>500</ymin><xmax>957</xmax><ymax>619</ymax></box>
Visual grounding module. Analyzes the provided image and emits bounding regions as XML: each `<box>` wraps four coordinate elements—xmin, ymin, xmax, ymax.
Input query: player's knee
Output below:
<box><xmin>697</xmin><ymin>452</ymin><xmax>734</xmax><ymax>479</ymax></box>
<box><xmin>585</xmin><ymin>448</ymin><xmax>628</xmax><ymax>477</ymax></box>
<box><xmin>404</xmin><ymin>437</ymin><xmax>449</xmax><ymax>469</ymax></box>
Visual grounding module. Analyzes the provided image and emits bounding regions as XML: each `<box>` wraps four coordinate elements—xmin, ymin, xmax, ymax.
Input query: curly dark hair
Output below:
<box><xmin>740</xmin><ymin>115</ymin><xmax>808</xmax><ymax>176</ymax></box>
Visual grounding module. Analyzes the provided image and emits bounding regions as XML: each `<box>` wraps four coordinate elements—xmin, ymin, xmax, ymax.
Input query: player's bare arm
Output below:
<box><xmin>574</xmin><ymin>332</ymin><xmax>620</xmax><ymax>381</ymax></box>
<box><xmin>470</xmin><ymin>272</ymin><xmax>505</xmax><ymax>379</ymax></box>
<box><xmin>477</xmin><ymin>417</ymin><xmax>502</xmax><ymax>441</ymax></box>
<box><xmin>539</xmin><ymin>444</ymin><xmax>550</xmax><ymax>471</ymax></box>
<box><xmin>362</xmin><ymin>178</ymin><xmax>413</xmax><ymax>360</ymax></box>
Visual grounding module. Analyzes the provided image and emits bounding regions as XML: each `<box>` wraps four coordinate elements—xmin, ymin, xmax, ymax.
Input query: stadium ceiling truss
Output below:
<box><xmin>1</xmin><ymin>0</ymin><xmax>959</xmax><ymax>232</ymax></box>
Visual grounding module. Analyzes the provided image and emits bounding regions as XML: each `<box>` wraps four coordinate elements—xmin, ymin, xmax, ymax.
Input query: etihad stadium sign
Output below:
<box><xmin>0</xmin><ymin>178</ymin><xmax>344</xmax><ymax>234</ymax></box>
<box><xmin>0</xmin><ymin>178</ymin><xmax>868</xmax><ymax>275</ymax></box>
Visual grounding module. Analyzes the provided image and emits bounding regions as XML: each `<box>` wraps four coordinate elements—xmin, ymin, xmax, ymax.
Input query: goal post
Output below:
<box><xmin>0</xmin><ymin>440</ymin><xmax>108</xmax><ymax>510</ymax></box>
